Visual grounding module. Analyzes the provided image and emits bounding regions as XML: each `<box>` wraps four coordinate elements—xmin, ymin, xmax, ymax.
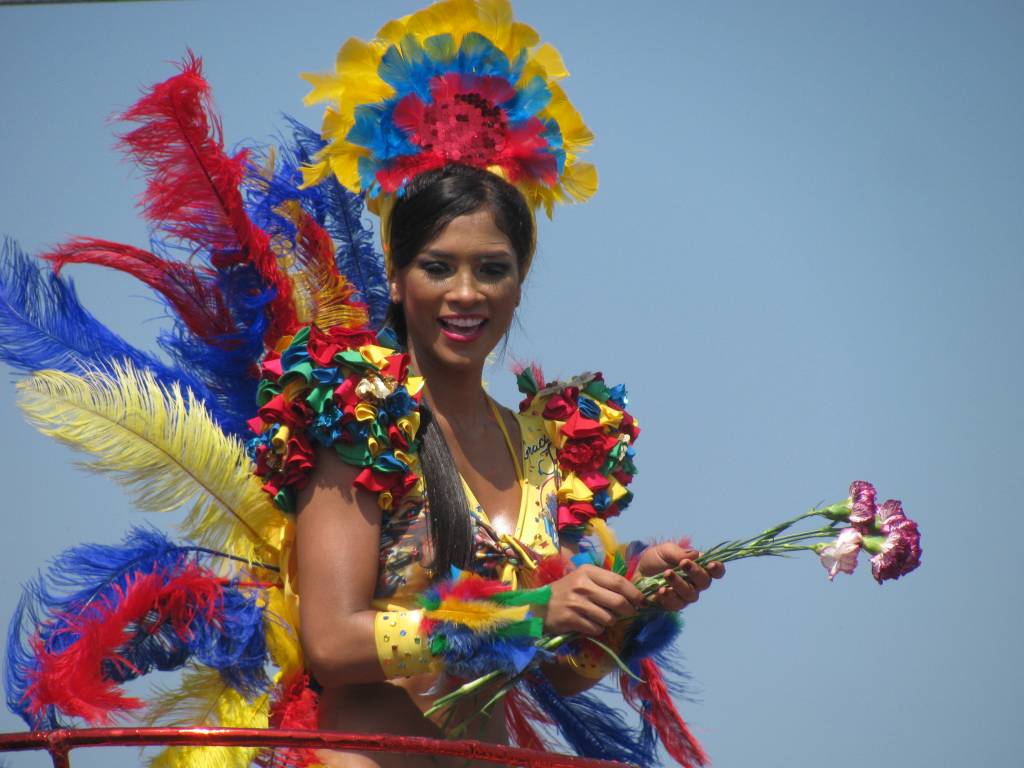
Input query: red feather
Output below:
<box><xmin>24</xmin><ymin>565</ymin><xmax>223</xmax><ymax>725</ymax></box>
<box><xmin>45</xmin><ymin>237</ymin><xmax>235</xmax><ymax>341</ymax></box>
<box><xmin>117</xmin><ymin>52</ymin><xmax>297</xmax><ymax>345</ymax></box>
<box><xmin>505</xmin><ymin>686</ymin><xmax>552</xmax><ymax>751</ymax></box>
<box><xmin>440</xmin><ymin>572</ymin><xmax>514</xmax><ymax>602</ymax></box>
<box><xmin>289</xmin><ymin>207</ymin><xmax>336</xmax><ymax>279</ymax></box>
<box><xmin>291</xmin><ymin>207</ymin><xmax>369</xmax><ymax>330</ymax></box>
<box><xmin>622</xmin><ymin>659</ymin><xmax>708</xmax><ymax>768</ymax></box>
<box><xmin>531</xmin><ymin>554</ymin><xmax>571</xmax><ymax>586</ymax></box>
<box><xmin>259</xmin><ymin>672</ymin><xmax>320</xmax><ymax>768</ymax></box>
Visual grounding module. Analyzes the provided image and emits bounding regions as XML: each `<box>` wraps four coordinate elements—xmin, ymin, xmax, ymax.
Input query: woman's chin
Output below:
<box><xmin>417</xmin><ymin>335</ymin><xmax>500</xmax><ymax>373</ymax></box>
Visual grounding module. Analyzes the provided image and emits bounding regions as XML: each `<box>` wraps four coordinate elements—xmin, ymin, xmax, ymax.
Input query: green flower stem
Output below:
<box><xmin>585</xmin><ymin>636</ymin><xmax>645</xmax><ymax>683</ymax></box>
<box><xmin>425</xmin><ymin>670</ymin><xmax>504</xmax><ymax>716</ymax></box>
<box><xmin>634</xmin><ymin>524</ymin><xmax>842</xmax><ymax>594</ymax></box>
<box><xmin>445</xmin><ymin>633</ymin><xmax>615</xmax><ymax>739</ymax></box>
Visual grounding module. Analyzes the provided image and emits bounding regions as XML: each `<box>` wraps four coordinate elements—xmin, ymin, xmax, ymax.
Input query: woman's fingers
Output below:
<box><xmin>571</xmin><ymin>602</ymin><xmax>614</xmax><ymax>635</ymax></box>
<box><xmin>544</xmin><ymin>564</ymin><xmax>647</xmax><ymax>634</ymax></box>
<box><xmin>665</xmin><ymin>567</ymin><xmax>699</xmax><ymax>603</ymax></box>
<box><xmin>586</xmin><ymin>566</ymin><xmax>645</xmax><ymax>609</ymax></box>
<box><xmin>681</xmin><ymin>559</ymin><xmax>711</xmax><ymax>591</ymax></box>
<box><xmin>654</xmin><ymin>585</ymin><xmax>687</xmax><ymax>612</ymax></box>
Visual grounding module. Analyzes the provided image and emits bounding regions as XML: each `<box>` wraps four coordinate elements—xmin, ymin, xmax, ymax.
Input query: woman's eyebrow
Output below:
<box><xmin>420</xmin><ymin>248</ymin><xmax>514</xmax><ymax>260</ymax></box>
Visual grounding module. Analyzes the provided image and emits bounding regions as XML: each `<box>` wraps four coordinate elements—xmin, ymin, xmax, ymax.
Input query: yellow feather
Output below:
<box><xmin>475</xmin><ymin>0</ymin><xmax>515</xmax><ymax>52</ymax></box>
<box><xmin>146</xmin><ymin>667</ymin><xmax>268</xmax><ymax>768</ymax></box>
<box><xmin>299</xmin><ymin>71</ymin><xmax>344</xmax><ymax>107</ymax></box>
<box><xmin>426</xmin><ymin>599</ymin><xmax>529</xmax><ymax>631</ymax></box>
<box><xmin>299</xmin><ymin>159</ymin><xmax>333</xmax><ymax>190</ymax></box>
<box><xmin>264</xmin><ymin>582</ymin><xmax>303</xmax><ymax>679</ymax></box>
<box><xmin>529</xmin><ymin>43</ymin><xmax>568</xmax><ymax>81</ymax></box>
<box><xmin>16</xmin><ymin>365</ymin><xmax>286</xmax><ymax>564</ymax></box>
<box><xmin>508</xmin><ymin>20</ymin><xmax>540</xmax><ymax>53</ymax></box>
<box><xmin>335</xmin><ymin>36</ymin><xmax>380</xmax><ymax>77</ymax></box>
<box><xmin>586</xmin><ymin>518</ymin><xmax>619</xmax><ymax>559</ymax></box>
<box><xmin>324</xmin><ymin>144</ymin><xmax>366</xmax><ymax>195</ymax></box>
<box><xmin>543</xmin><ymin>82</ymin><xmax>594</xmax><ymax>157</ymax></box>
<box><xmin>265</xmin><ymin>199</ymin><xmax>368</xmax><ymax>330</ymax></box>
<box><xmin>376</xmin><ymin>17</ymin><xmax>408</xmax><ymax>44</ymax></box>
<box><xmin>560</xmin><ymin>161</ymin><xmax>598</xmax><ymax>203</ymax></box>
<box><xmin>322</xmin><ymin>106</ymin><xmax>355</xmax><ymax>139</ymax></box>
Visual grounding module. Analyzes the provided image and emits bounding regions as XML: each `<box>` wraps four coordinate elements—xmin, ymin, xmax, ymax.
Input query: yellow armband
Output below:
<box><xmin>374</xmin><ymin>609</ymin><xmax>440</xmax><ymax>678</ymax></box>
<box><xmin>563</xmin><ymin>619</ymin><xmax>630</xmax><ymax>680</ymax></box>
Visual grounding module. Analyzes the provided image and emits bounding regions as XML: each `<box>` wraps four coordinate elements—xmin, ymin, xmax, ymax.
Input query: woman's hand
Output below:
<box><xmin>635</xmin><ymin>542</ymin><xmax>725</xmax><ymax>612</ymax></box>
<box><xmin>541</xmin><ymin>564</ymin><xmax>645</xmax><ymax>636</ymax></box>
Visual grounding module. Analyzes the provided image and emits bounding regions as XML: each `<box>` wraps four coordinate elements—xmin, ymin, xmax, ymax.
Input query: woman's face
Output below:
<box><xmin>390</xmin><ymin>207</ymin><xmax>522</xmax><ymax>374</ymax></box>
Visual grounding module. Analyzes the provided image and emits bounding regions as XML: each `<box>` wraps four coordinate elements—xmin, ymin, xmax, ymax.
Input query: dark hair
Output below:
<box><xmin>386</xmin><ymin>165</ymin><xmax>535</xmax><ymax>577</ymax></box>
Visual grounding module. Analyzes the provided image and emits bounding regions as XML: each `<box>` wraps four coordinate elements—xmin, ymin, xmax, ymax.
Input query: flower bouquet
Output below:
<box><xmin>417</xmin><ymin>480</ymin><xmax>922</xmax><ymax>754</ymax></box>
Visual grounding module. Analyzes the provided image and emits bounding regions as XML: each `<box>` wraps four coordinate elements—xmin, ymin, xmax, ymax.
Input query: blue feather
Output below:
<box><xmin>422</xmin><ymin>33</ymin><xmax>457</xmax><ymax>66</ymax></box>
<box><xmin>38</xmin><ymin>526</ymin><xmax>186</xmax><ymax>614</ymax></box>
<box><xmin>432</xmin><ymin>623</ymin><xmax>541</xmax><ymax>677</ymax></box>
<box><xmin>523</xmin><ymin>675</ymin><xmax>656</xmax><ymax>766</ymax></box>
<box><xmin>4</xmin><ymin>526</ymin><xmax>190</xmax><ymax>728</ymax></box>
<box><xmin>5</xmin><ymin>591</ymin><xmax>58</xmax><ymax>729</ymax></box>
<box><xmin>0</xmin><ymin>238</ymin><xmax>211</xmax><ymax>399</ymax></box>
<box><xmin>350</xmin><ymin>102</ymin><xmax>417</xmax><ymax>164</ymax></box>
<box><xmin>156</xmin><ymin>258</ymin><xmax>271</xmax><ymax>438</ymax></box>
<box><xmin>622</xmin><ymin>612</ymin><xmax>683</xmax><ymax>670</ymax></box>
<box><xmin>457</xmin><ymin>33</ymin><xmax>513</xmax><ymax>80</ymax></box>
<box><xmin>189</xmin><ymin>586</ymin><xmax>270</xmax><ymax>697</ymax></box>
<box><xmin>506</xmin><ymin>75</ymin><xmax>551</xmax><ymax>122</ymax></box>
<box><xmin>379</xmin><ymin>36</ymin><xmax>437</xmax><ymax>101</ymax></box>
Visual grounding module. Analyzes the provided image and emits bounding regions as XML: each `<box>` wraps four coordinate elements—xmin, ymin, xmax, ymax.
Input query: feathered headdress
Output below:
<box><xmin>300</xmin><ymin>0</ymin><xmax>597</xmax><ymax>268</ymax></box>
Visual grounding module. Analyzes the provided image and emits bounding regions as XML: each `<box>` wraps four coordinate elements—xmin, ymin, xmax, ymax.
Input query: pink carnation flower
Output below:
<box><xmin>817</xmin><ymin>528</ymin><xmax>863</xmax><ymax>581</ymax></box>
<box><xmin>848</xmin><ymin>480</ymin><xmax>877</xmax><ymax>527</ymax></box>
<box><xmin>869</xmin><ymin>500</ymin><xmax>922</xmax><ymax>583</ymax></box>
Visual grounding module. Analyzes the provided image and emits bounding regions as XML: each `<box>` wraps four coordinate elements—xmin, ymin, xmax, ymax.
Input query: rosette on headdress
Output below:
<box><xmin>301</xmin><ymin>0</ymin><xmax>597</xmax><ymax>264</ymax></box>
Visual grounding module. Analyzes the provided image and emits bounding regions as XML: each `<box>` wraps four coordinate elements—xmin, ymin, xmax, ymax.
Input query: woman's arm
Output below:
<box><xmin>294</xmin><ymin>451</ymin><xmax>389</xmax><ymax>688</ymax></box>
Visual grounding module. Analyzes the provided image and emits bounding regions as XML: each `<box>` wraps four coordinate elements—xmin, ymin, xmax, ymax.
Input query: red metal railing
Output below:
<box><xmin>0</xmin><ymin>727</ymin><xmax>630</xmax><ymax>767</ymax></box>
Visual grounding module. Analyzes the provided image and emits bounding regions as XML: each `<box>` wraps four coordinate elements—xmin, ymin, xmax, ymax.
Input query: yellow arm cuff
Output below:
<box><xmin>374</xmin><ymin>608</ymin><xmax>440</xmax><ymax>678</ymax></box>
<box><xmin>562</xmin><ymin>620</ymin><xmax>631</xmax><ymax>680</ymax></box>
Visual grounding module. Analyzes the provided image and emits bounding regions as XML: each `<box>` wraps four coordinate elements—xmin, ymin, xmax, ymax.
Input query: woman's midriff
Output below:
<box><xmin>315</xmin><ymin>675</ymin><xmax>509</xmax><ymax>768</ymax></box>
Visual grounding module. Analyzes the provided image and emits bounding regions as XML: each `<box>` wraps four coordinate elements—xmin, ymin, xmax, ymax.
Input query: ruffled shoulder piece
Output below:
<box><xmin>515</xmin><ymin>365</ymin><xmax>639</xmax><ymax>539</ymax></box>
<box><xmin>247</xmin><ymin>324</ymin><xmax>426</xmax><ymax>514</ymax></box>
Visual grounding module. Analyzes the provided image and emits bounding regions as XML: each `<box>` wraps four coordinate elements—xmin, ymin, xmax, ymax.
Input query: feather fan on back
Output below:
<box><xmin>1</xmin><ymin>49</ymin><xmax>384</xmax><ymax>764</ymax></box>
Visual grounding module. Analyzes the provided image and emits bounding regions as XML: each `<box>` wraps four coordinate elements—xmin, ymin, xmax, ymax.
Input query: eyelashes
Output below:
<box><xmin>415</xmin><ymin>259</ymin><xmax>514</xmax><ymax>281</ymax></box>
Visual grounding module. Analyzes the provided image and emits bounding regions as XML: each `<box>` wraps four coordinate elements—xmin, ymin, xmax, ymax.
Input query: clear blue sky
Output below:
<box><xmin>2</xmin><ymin>1</ymin><xmax>1022</xmax><ymax>766</ymax></box>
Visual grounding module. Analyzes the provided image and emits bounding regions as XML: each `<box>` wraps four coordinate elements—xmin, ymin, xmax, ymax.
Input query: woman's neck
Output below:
<box><xmin>407</xmin><ymin>348</ymin><xmax>491</xmax><ymax>431</ymax></box>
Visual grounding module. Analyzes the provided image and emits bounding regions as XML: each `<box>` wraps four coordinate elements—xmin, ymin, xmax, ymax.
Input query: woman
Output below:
<box><xmin>0</xmin><ymin>2</ymin><xmax>723</xmax><ymax>766</ymax></box>
<box><xmin>294</xmin><ymin>164</ymin><xmax>725</xmax><ymax>766</ymax></box>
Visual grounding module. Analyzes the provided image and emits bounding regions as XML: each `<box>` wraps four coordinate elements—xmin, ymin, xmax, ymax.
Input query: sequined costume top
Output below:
<box><xmin>372</xmin><ymin>407</ymin><xmax>561</xmax><ymax>609</ymax></box>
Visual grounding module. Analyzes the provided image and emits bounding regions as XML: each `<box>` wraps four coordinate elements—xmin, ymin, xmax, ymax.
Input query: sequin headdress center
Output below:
<box><xmin>300</xmin><ymin>0</ymin><xmax>598</xmax><ymax>277</ymax></box>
